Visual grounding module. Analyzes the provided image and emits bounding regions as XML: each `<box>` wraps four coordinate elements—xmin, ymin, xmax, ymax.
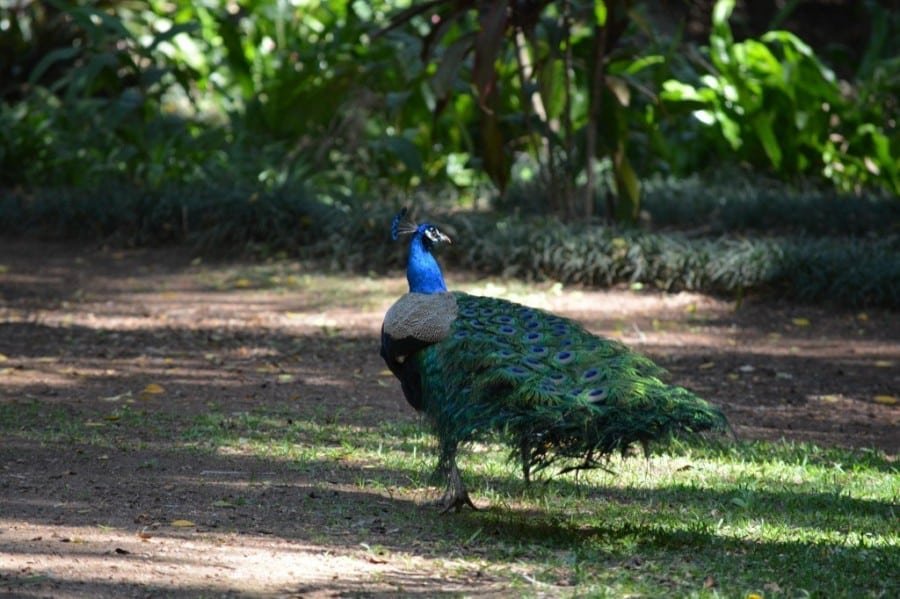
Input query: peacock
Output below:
<box><xmin>380</xmin><ymin>208</ymin><xmax>727</xmax><ymax>511</ymax></box>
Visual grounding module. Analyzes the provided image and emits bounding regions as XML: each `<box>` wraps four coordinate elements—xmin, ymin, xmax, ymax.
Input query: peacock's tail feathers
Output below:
<box><xmin>416</xmin><ymin>292</ymin><xmax>726</xmax><ymax>474</ymax></box>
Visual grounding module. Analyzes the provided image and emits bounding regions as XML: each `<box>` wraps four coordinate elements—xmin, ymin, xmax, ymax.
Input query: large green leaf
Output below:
<box><xmin>432</xmin><ymin>33</ymin><xmax>475</xmax><ymax>100</ymax></box>
<box><xmin>613</xmin><ymin>147</ymin><xmax>640</xmax><ymax>223</ymax></box>
<box><xmin>751</xmin><ymin>112</ymin><xmax>782</xmax><ymax>169</ymax></box>
<box><xmin>538</xmin><ymin>58</ymin><xmax>566</xmax><ymax>120</ymax></box>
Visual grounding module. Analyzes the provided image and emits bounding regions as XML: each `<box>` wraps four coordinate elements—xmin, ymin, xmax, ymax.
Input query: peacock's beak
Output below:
<box><xmin>438</xmin><ymin>231</ymin><xmax>452</xmax><ymax>245</ymax></box>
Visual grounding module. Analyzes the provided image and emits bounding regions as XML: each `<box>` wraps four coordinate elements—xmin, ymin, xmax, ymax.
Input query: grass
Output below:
<box><xmin>198</xmin><ymin>413</ymin><xmax>898</xmax><ymax>598</ymax></box>
<box><xmin>5</xmin><ymin>401</ymin><xmax>893</xmax><ymax>597</ymax></box>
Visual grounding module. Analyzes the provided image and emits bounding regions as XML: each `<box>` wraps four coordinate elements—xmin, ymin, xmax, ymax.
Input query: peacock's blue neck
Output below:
<box><xmin>407</xmin><ymin>234</ymin><xmax>447</xmax><ymax>294</ymax></box>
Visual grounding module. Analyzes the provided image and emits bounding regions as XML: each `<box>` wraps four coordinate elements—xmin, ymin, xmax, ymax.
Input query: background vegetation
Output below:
<box><xmin>0</xmin><ymin>0</ymin><xmax>897</xmax><ymax>305</ymax></box>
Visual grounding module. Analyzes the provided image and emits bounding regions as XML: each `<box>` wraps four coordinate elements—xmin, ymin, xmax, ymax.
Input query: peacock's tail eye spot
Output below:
<box><xmin>454</xmin><ymin>330</ymin><xmax>468</xmax><ymax>339</ymax></box>
<box><xmin>530</xmin><ymin>346</ymin><xmax>548</xmax><ymax>356</ymax></box>
<box><xmin>525</xmin><ymin>321</ymin><xmax>540</xmax><ymax>330</ymax></box>
<box><xmin>499</xmin><ymin>325</ymin><xmax>516</xmax><ymax>335</ymax></box>
<box><xmin>495</xmin><ymin>315</ymin><xmax>514</xmax><ymax>324</ymax></box>
<box><xmin>549</xmin><ymin>373</ymin><xmax>566</xmax><ymax>383</ymax></box>
<box><xmin>559</xmin><ymin>338</ymin><xmax>574</xmax><ymax>347</ymax></box>
<box><xmin>505</xmin><ymin>366</ymin><xmax>528</xmax><ymax>376</ymax></box>
<box><xmin>583</xmin><ymin>368</ymin><xmax>600</xmax><ymax>381</ymax></box>
<box><xmin>524</xmin><ymin>357</ymin><xmax>542</xmax><ymax>368</ymax></box>
<box><xmin>555</xmin><ymin>351</ymin><xmax>573</xmax><ymax>363</ymax></box>
<box><xmin>588</xmin><ymin>387</ymin><xmax>608</xmax><ymax>401</ymax></box>
<box><xmin>524</xmin><ymin>332</ymin><xmax>541</xmax><ymax>343</ymax></box>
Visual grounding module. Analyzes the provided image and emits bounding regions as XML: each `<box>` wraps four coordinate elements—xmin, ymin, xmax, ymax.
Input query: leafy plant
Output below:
<box><xmin>380</xmin><ymin>0</ymin><xmax>667</xmax><ymax>222</ymax></box>
<box><xmin>660</xmin><ymin>0</ymin><xmax>898</xmax><ymax>194</ymax></box>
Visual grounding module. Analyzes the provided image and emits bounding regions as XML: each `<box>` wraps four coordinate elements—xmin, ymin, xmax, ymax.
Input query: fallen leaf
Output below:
<box><xmin>856</xmin><ymin>312</ymin><xmax>869</xmax><ymax>321</ymax></box>
<box><xmin>102</xmin><ymin>391</ymin><xmax>133</xmax><ymax>403</ymax></box>
<box><xmin>276</xmin><ymin>374</ymin><xmax>295</xmax><ymax>384</ymax></box>
<box><xmin>0</xmin><ymin>353</ymin><xmax>7</xmax><ymax>362</ymax></box>
<box><xmin>746</xmin><ymin>594</ymin><xmax>763</xmax><ymax>599</ymax></box>
<box><xmin>379</xmin><ymin>369</ymin><xmax>394</xmax><ymax>377</ymax></box>
<box><xmin>212</xmin><ymin>500</ymin><xmax>235</xmax><ymax>508</ymax></box>
<box><xmin>792</xmin><ymin>317</ymin><xmax>810</xmax><ymax>327</ymax></box>
<box><xmin>233</xmin><ymin>278</ymin><xmax>253</xmax><ymax>288</ymax></box>
<box><xmin>170</xmin><ymin>519</ymin><xmax>195</xmax><ymax>528</ymax></box>
<box><xmin>699</xmin><ymin>362</ymin><xmax>715</xmax><ymax>370</ymax></box>
<box><xmin>873</xmin><ymin>395</ymin><xmax>897</xmax><ymax>406</ymax></box>
<box><xmin>817</xmin><ymin>394</ymin><xmax>841</xmax><ymax>403</ymax></box>
<box><xmin>738</xmin><ymin>364</ymin><xmax>755</xmax><ymax>373</ymax></box>
<box><xmin>874</xmin><ymin>360</ymin><xmax>894</xmax><ymax>368</ymax></box>
<box><xmin>142</xmin><ymin>383</ymin><xmax>165</xmax><ymax>395</ymax></box>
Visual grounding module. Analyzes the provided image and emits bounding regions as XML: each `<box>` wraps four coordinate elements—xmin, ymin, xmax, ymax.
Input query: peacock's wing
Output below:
<box><xmin>381</xmin><ymin>292</ymin><xmax>458</xmax><ymax>411</ymax></box>
<box><xmin>416</xmin><ymin>292</ymin><xmax>726</xmax><ymax>474</ymax></box>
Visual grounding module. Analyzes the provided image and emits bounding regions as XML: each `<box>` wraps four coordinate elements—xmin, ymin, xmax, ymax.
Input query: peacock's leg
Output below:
<box><xmin>436</xmin><ymin>439</ymin><xmax>477</xmax><ymax>512</ymax></box>
<box><xmin>519</xmin><ymin>438</ymin><xmax>531</xmax><ymax>484</ymax></box>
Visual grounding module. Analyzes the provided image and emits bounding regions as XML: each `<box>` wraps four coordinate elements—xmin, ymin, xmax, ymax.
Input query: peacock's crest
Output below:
<box><xmin>390</xmin><ymin>207</ymin><xmax>418</xmax><ymax>241</ymax></box>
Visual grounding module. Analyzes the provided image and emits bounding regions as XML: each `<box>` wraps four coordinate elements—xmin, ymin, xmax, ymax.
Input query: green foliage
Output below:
<box><xmin>443</xmin><ymin>214</ymin><xmax>899</xmax><ymax>307</ymax></box>
<box><xmin>0</xmin><ymin>0</ymin><xmax>232</xmax><ymax>188</ymax></box>
<box><xmin>660</xmin><ymin>0</ymin><xmax>899</xmax><ymax>194</ymax></box>
<box><xmin>0</xmin><ymin>181</ymin><xmax>336</xmax><ymax>252</ymax></box>
<box><xmin>381</xmin><ymin>0</ymin><xmax>664</xmax><ymax>221</ymax></box>
<box><xmin>641</xmin><ymin>175</ymin><xmax>900</xmax><ymax>236</ymax></box>
<box><xmin>3</xmin><ymin>179</ymin><xmax>897</xmax><ymax>306</ymax></box>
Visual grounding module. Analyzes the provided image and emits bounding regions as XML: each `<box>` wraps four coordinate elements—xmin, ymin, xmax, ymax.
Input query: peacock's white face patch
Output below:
<box><xmin>423</xmin><ymin>225</ymin><xmax>451</xmax><ymax>247</ymax></box>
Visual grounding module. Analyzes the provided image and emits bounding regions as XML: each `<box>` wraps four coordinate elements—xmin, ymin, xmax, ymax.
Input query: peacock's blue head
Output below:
<box><xmin>391</xmin><ymin>208</ymin><xmax>452</xmax><ymax>250</ymax></box>
<box><xmin>391</xmin><ymin>208</ymin><xmax>451</xmax><ymax>293</ymax></box>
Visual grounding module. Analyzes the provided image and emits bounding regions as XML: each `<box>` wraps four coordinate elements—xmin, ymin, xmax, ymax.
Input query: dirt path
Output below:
<box><xmin>1</xmin><ymin>239</ymin><xmax>897</xmax><ymax>597</ymax></box>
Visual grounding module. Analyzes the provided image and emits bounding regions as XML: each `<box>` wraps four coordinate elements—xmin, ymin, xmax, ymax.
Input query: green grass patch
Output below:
<box><xmin>178</xmin><ymin>409</ymin><xmax>899</xmax><ymax>598</ymax></box>
<box><xmin>2</xmin><ymin>401</ymin><xmax>897</xmax><ymax>596</ymax></box>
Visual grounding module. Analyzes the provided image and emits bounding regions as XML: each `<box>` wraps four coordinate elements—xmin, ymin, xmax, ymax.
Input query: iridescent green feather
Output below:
<box><xmin>416</xmin><ymin>293</ymin><xmax>726</xmax><ymax>475</ymax></box>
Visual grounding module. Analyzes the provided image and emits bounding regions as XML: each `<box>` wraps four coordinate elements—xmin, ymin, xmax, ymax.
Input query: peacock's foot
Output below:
<box><xmin>438</xmin><ymin>485</ymin><xmax>478</xmax><ymax>513</ymax></box>
<box><xmin>430</xmin><ymin>454</ymin><xmax>478</xmax><ymax>512</ymax></box>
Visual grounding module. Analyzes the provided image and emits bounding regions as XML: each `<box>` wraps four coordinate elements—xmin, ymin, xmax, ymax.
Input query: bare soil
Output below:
<box><xmin>1</xmin><ymin>239</ymin><xmax>897</xmax><ymax>597</ymax></box>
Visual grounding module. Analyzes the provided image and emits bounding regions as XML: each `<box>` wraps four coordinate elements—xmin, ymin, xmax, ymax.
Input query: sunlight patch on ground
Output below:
<box><xmin>0</xmin><ymin>520</ymin><xmax>501</xmax><ymax>597</ymax></box>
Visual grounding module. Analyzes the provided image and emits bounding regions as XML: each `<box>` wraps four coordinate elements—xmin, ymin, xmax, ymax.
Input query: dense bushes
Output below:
<box><xmin>439</xmin><ymin>215</ymin><xmax>899</xmax><ymax>308</ymax></box>
<box><xmin>3</xmin><ymin>184</ymin><xmax>896</xmax><ymax>308</ymax></box>
<box><xmin>1</xmin><ymin>1</ymin><xmax>897</xmax><ymax>205</ymax></box>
